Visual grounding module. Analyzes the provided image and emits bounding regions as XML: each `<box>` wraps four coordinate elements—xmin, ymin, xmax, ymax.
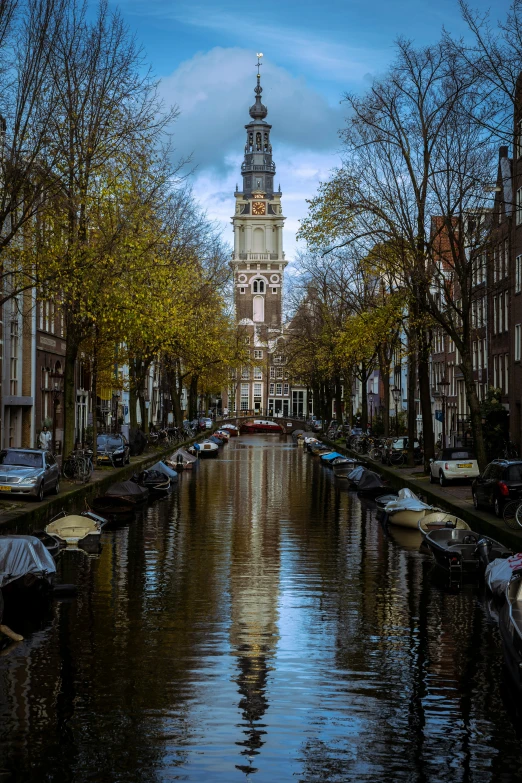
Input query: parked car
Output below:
<box><xmin>429</xmin><ymin>448</ymin><xmax>479</xmax><ymax>486</ymax></box>
<box><xmin>311</xmin><ymin>419</ymin><xmax>323</xmax><ymax>432</ymax></box>
<box><xmin>0</xmin><ymin>448</ymin><xmax>60</xmax><ymax>501</ymax></box>
<box><xmin>472</xmin><ymin>460</ymin><xmax>522</xmax><ymax>517</ymax></box>
<box><xmin>96</xmin><ymin>434</ymin><xmax>130</xmax><ymax>467</ymax></box>
<box><xmin>199</xmin><ymin>417</ymin><xmax>213</xmax><ymax>430</ymax></box>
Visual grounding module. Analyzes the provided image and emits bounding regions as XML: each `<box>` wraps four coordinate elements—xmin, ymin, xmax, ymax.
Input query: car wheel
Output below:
<box><xmin>35</xmin><ymin>481</ymin><xmax>44</xmax><ymax>502</ymax></box>
<box><xmin>472</xmin><ymin>491</ymin><xmax>481</xmax><ymax>510</ymax></box>
<box><xmin>439</xmin><ymin>471</ymin><xmax>448</xmax><ymax>487</ymax></box>
<box><xmin>494</xmin><ymin>497</ymin><xmax>503</xmax><ymax>518</ymax></box>
<box><xmin>52</xmin><ymin>479</ymin><xmax>60</xmax><ymax>495</ymax></box>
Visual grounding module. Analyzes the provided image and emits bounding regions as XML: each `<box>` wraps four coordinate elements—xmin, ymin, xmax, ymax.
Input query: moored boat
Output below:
<box><xmin>188</xmin><ymin>440</ymin><xmax>219</xmax><ymax>457</ymax></box>
<box><xmin>240</xmin><ymin>419</ymin><xmax>283</xmax><ymax>434</ymax></box>
<box><xmin>425</xmin><ymin>528</ymin><xmax>512</xmax><ymax>575</ymax></box>
<box><xmin>221</xmin><ymin>424</ymin><xmax>239</xmax><ymax>436</ymax></box>
<box><xmin>91</xmin><ymin>480</ymin><xmax>148</xmax><ymax>519</ymax></box>
<box><xmin>45</xmin><ymin>512</ymin><xmax>104</xmax><ymax>551</ymax></box>
<box><xmin>384</xmin><ymin>488</ymin><xmax>434</xmax><ymax>529</ymax></box>
<box><xmin>133</xmin><ymin>469</ymin><xmax>171</xmax><ymax>494</ymax></box>
<box><xmin>498</xmin><ymin>570</ymin><xmax>522</xmax><ymax>691</ymax></box>
<box><xmin>485</xmin><ymin>553</ymin><xmax>522</xmax><ymax>597</ymax></box>
<box><xmin>320</xmin><ymin>451</ymin><xmax>345</xmax><ymax>466</ymax></box>
<box><xmin>418</xmin><ymin>512</ymin><xmax>471</xmax><ymax>537</ymax></box>
<box><xmin>166</xmin><ymin>448</ymin><xmax>197</xmax><ymax>471</ymax></box>
<box><xmin>356</xmin><ymin>470</ymin><xmax>387</xmax><ymax>497</ymax></box>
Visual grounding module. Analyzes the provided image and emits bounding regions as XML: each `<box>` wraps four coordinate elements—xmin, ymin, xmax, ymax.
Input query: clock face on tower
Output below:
<box><xmin>252</xmin><ymin>201</ymin><xmax>266</xmax><ymax>216</ymax></box>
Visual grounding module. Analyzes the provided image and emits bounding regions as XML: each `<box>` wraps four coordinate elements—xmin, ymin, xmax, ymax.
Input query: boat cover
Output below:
<box><xmin>357</xmin><ymin>471</ymin><xmax>384</xmax><ymax>490</ymax></box>
<box><xmin>321</xmin><ymin>452</ymin><xmax>344</xmax><ymax>462</ymax></box>
<box><xmin>485</xmin><ymin>553</ymin><xmax>522</xmax><ymax>597</ymax></box>
<box><xmin>170</xmin><ymin>448</ymin><xmax>197</xmax><ymax>464</ymax></box>
<box><xmin>105</xmin><ymin>481</ymin><xmax>149</xmax><ymax>498</ymax></box>
<box><xmin>347</xmin><ymin>466</ymin><xmax>366</xmax><ymax>483</ymax></box>
<box><xmin>209</xmin><ymin>436</ymin><xmax>224</xmax><ymax>446</ymax></box>
<box><xmin>384</xmin><ymin>487</ymin><xmax>432</xmax><ymax>514</ymax></box>
<box><xmin>0</xmin><ymin>535</ymin><xmax>56</xmax><ymax>588</ymax></box>
<box><xmin>151</xmin><ymin>461</ymin><xmax>178</xmax><ymax>480</ymax></box>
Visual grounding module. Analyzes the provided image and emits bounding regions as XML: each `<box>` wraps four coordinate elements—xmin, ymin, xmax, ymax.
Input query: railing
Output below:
<box><xmin>241</xmin><ymin>162</ymin><xmax>276</xmax><ymax>172</ymax></box>
<box><xmin>231</xmin><ymin>252</ymin><xmax>284</xmax><ymax>261</ymax></box>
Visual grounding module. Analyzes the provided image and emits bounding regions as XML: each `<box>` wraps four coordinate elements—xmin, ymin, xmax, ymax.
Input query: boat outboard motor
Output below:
<box><xmin>476</xmin><ymin>538</ymin><xmax>493</xmax><ymax>567</ymax></box>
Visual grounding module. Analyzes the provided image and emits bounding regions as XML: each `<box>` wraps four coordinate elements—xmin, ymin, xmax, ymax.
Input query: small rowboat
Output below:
<box><xmin>425</xmin><ymin>528</ymin><xmax>512</xmax><ymax>575</ymax></box>
<box><xmin>240</xmin><ymin>419</ymin><xmax>283</xmax><ymax>434</ymax></box>
<box><xmin>384</xmin><ymin>488</ymin><xmax>434</xmax><ymax>529</ymax></box>
<box><xmin>221</xmin><ymin>424</ymin><xmax>239</xmax><ymax>436</ymax></box>
<box><xmin>188</xmin><ymin>440</ymin><xmax>219</xmax><ymax>457</ymax></box>
<box><xmin>418</xmin><ymin>512</ymin><xmax>470</xmax><ymax>537</ymax></box>
<box><xmin>166</xmin><ymin>448</ymin><xmax>197</xmax><ymax>471</ymax></box>
<box><xmin>45</xmin><ymin>512</ymin><xmax>104</xmax><ymax>550</ymax></box>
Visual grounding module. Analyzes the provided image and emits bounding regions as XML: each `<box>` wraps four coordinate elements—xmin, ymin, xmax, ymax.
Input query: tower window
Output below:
<box><xmin>272</xmin><ymin>287</ymin><xmax>277</xmax><ymax>294</ymax></box>
<box><xmin>240</xmin><ymin>287</ymin><xmax>245</xmax><ymax>294</ymax></box>
<box><xmin>252</xmin><ymin>279</ymin><xmax>265</xmax><ymax>293</ymax></box>
<box><xmin>256</xmin><ymin>132</ymin><xmax>262</xmax><ymax>150</ymax></box>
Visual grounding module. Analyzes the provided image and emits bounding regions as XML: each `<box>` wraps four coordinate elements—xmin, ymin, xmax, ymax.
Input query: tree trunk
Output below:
<box><xmin>418</xmin><ymin>328</ymin><xmax>435</xmax><ymax>470</ymax></box>
<box><xmin>90</xmin><ymin>335</ymin><xmax>98</xmax><ymax>463</ymax></box>
<box><xmin>378</xmin><ymin>347</ymin><xmax>391</xmax><ymax>437</ymax></box>
<box><xmin>63</xmin><ymin>332</ymin><xmax>80</xmax><ymax>459</ymax></box>
<box><xmin>407</xmin><ymin>343</ymin><xmax>417</xmax><ymax>467</ymax></box>
<box><xmin>461</xmin><ymin>351</ymin><xmax>488</xmax><ymax>471</ymax></box>
<box><xmin>334</xmin><ymin>373</ymin><xmax>343</xmax><ymax>424</ymax></box>
<box><xmin>129</xmin><ymin>380</ymin><xmax>138</xmax><ymax>430</ymax></box>
<box><xmin>188</xmin><ymin>375</ymin><xmax>198</xmax><ymax>420</ymax></box>
<box><xmin>360</xmin><ymin>362</ymin><xmax>368</xmax><ymax>432</ymax></box>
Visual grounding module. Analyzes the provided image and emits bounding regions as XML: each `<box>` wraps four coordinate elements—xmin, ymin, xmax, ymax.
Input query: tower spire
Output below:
<box><xmin>249</xmin><ymin>53</ymin><xmax>267</xmax><ymax>121</ymax></box>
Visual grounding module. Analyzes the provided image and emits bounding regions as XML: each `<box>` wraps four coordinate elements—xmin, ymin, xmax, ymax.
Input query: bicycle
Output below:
<box><xmin>62</xmin><ymin>450</ymin><xmax>93</xmax><ymax>483</ymax></box>
<box><xmin>389</xmin><ymin>451</ymin><xmax>405</xmax><ymax>466</ymax></box>
<box><xmin>502</xmin><ymin>499</ymin><xmax>522</xmax><ymax>529</ymax></box>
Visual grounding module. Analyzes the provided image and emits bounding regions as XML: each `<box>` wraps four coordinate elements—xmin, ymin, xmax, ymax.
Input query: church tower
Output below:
<box><xmin>229</xmin><ymin>56</ymin><xmax>287</xmax><ymax>415</ymax></box>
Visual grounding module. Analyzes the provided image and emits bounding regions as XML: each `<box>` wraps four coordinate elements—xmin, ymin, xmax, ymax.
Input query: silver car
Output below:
<box><xmin>0</xmin><ymin>449</ymin><xmax>60</xmax><ymax>501</ymax></box>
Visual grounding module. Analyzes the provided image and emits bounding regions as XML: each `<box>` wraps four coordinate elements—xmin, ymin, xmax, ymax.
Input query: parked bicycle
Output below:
<box><xmin>62</xmin><ymin>449</ymin><xmax>93</xmax><ymax>483</ymax></box>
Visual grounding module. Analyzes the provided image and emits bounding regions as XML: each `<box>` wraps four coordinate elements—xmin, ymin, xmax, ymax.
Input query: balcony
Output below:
<box><xmin>241</xmin><ymin>162</ymin><xmax>276</xmax><ymax>173</ymax></box>
<box><xmin>231</xmin><ymin>252</ymin><xmax>284</xmax><ymax>262</ymax></box>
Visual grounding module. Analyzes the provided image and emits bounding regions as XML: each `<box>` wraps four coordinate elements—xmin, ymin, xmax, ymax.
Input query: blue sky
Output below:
<box><xmin>112</xmin><ymin>0</ymin><xmax>512</xmax><ymax>258</ymax></box>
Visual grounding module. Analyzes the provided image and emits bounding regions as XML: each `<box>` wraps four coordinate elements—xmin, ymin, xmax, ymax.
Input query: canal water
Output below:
<box><xmin>1</xmin><ymin>435</ymin><xmax>522</xmax><ymax>783</ymax></box>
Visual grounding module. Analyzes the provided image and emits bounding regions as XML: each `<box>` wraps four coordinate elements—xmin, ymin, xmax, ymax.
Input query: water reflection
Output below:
<box><xmin>0</xmin><ymin>437</ymin><xmax>522</xmax><ymax>781</ymax></box>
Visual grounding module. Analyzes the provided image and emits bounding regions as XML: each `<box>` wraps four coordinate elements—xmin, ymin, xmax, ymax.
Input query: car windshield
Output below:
<box><xmin>506</xmin><ymin>465</ymin><xmax>522</xmax><ymax>482</ymax></box>
<box><xmin>97</xmin><ymin>436</ymin><xmax>123</xmax><ymax>450</ymax></box>
<box><xmin>0</xmin><ymin>450</ymin><xmax>42</xmax><ymax>468</ymax></box>
<box><xmin>443</xmin><ymin>450</ymin><xmax>475</xmax><ymax>460</ymax></box>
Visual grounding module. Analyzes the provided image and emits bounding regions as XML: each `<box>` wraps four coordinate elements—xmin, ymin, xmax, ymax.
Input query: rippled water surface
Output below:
<box><xmin>1</xmin><ymin>435</ymin><xmax>522</xmax><ymax>783</ymax></box>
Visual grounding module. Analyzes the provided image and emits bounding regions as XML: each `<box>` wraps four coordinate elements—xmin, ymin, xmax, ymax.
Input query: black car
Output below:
<box><xmin>472</xmin><ymin>460</ymin><xmax>522</xmax><ymax>517</ymax></box>
<box><xmin>96</xmin><ymin>434</ymin><xmax>130</xmax><ymax>467</ymax></box>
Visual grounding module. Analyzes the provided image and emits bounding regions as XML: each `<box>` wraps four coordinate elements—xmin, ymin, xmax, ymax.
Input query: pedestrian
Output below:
<box><xmin>223</xmin><ymin>407</ymin><xmax>229</xmax><ymax>419</ymax></box>
<box><xmin>39</xmin><ymin>425</ymin><xmax>52</xmax><ymax>451</ymax></box>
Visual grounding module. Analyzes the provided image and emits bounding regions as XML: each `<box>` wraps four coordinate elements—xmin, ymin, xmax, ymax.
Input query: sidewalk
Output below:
<box><xmin>323</xmin><ymin>437</ymin><xmax>522</xmax><ymax>550</ymax></box>
<box><xmin>0</xmin><ymin>435</ymin><xmax>202</xmax><ymax>534</ymax></box>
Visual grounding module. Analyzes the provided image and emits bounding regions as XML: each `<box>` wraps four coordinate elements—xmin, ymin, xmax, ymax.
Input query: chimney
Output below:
<box><xmin>499</xmin><ymin>145</ymin><xmax>509</xmax><ymax>159</ymax></box>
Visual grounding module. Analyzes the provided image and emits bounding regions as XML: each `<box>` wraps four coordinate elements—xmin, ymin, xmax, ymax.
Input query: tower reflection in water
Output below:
<box><xmin>229</xmin><ymin>439</ymin><xmax>281</xmax><ymax>775</ymax></box>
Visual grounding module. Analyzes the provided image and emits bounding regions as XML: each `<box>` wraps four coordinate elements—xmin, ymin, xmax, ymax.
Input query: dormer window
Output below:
<box><xmin>252</xmin><ymin>279</ymin><xmax>265</xmax><ymax>293</ymax></box>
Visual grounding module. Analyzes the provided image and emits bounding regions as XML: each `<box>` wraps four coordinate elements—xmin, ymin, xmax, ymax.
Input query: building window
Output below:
<box><xmin>244</xmin><ymin>337</ymin><xmax>250</xmax><ymax>344</ymax></box>
<box><xmin>505</xmin><ymin>293</ymin><xmax>509</xmax><ymax>332</ymax></box>
<box><xmin>241</xmin><ymin>367</ymin><xmax>250</xmax><ymax>379</ymax></box>
<box><xmin>252</xmin><ymin>279</ymin><xmax>265</xmax><ymax>293</ymax></box>
<box><xmin>272</xmin><ymin>287</ymin><xmax>277</xmax><ymax>294</ymax></box>
<box><xmin>269</xmin><ymin>383</ymin><xmax>275</xmax><ymax>395</ymax></box>
<box><xmin>283</xmin><ymin>383</ymin><xmax>289</xmax><ymax>395</ymax></box>
<box><xmin>499</xmin><ymin>292</ymin><xmax>503</xmax><ymax>333</ymax></box>
<box><xmin>494</xmin><ymin>354</ymin><xmax>498</xmax><ymax>387</ymax></box>
<box><xmin>505</xmin><ymin>353</ymin><xmax>509</xmax><ymax>392</ymax></box>
<box><xmin>10</xmin><ymin>321</ymin><xmax>18</xmax><ymax>395</ymax></box>
<box><xmin>269</xmin><ymin>367</ymin><xmax>275</xmax><ymax>379</ymax></box>
<box><xmin>493</xmin><ymin>296</ymin><xmax>497</xmax><ymax>335</ymax></box>
<box><xmin>240</xmin><ymin>287</ymin><xmax>245</xmax><ymax>294</ymax></box>
<box><xmin>517</xmin><ymin>255</ymin><xmax>522</xmax><ymax>293</ymax></box>
<box><xmin>253</xmin><ymin>366</ymin><xmax>262</xmax><ymax>380</ymax></box>
<box><xmin>276</xmin><ymin>367</ymin><xmax>283</xmax><ymax>379</ymax></box>
<box><xmin>240</xmin><ymin>383</ymin><xmax>249</xmax><ymax>410</ymax></box>
<box><xmin>516</xmin><ymin>324</ymin><xmax>521</xmax><ymax>361</ymax></box>
<box><xmin>276</xmin><ymin>383</ymin><xmax>282</xmax><ymax>395</ymax></box>
<box><xmin>253</xmin><ymin>350</ymin><xmax>263</xmax><ymax>359</ymax></box>
<box><xmin>472</xmin><ymin>341</ymin><xmax>477</xmax><ymax>370</ymax></box>
<box><xmin>517</xmin><ymin>188</ymin><xmax>522</xmax><ymax>225</ymax></box>
<box><xmin>253</xmin><ymin>382</ymin><xmax>262</xmax><ymax>397</ymax></box>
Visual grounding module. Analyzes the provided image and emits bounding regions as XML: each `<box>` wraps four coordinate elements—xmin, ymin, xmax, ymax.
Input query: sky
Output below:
<box><xmin>111</xmin><ymin>0</ymin><xmax>512</xmax><ymax>261</ymax></box>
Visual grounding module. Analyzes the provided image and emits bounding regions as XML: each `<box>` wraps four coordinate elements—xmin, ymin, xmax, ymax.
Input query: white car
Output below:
<box><xmin>429</xmin><ymin>448</ymin><xmax>479</xmax><ymax>486</ymax></box>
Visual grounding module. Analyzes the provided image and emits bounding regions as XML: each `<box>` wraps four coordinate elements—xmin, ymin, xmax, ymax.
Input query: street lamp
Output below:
<box><xmin>437</xmin><ymin>378</ymin><xmax>450</xmax><ymax>449</ymax></box>
<box><xmin>368</xmin><ymin>391</ymin><xmax>375</xmax><ymax>430</ymax></box>
<box><xmin>392</xmin><ymin>386</ymin><xmax>401</xmax><ymax>436</ymax></box>
<box><xmin>49</xmin><ymin>369</ymin><xmax>64</xmax><ymax>454</ymax></box>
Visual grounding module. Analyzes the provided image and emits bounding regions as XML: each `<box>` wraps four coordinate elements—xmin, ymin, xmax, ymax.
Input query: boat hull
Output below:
<box><xmin>387</xmin><ymin>508</ymin><xmax>428</xmax><ymax>529</ymax></box>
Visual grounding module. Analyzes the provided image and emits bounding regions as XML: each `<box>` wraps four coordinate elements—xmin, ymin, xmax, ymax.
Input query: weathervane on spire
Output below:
<box><xmin>256</xmin><ymin>53</ymin><xmax>263</xmax><ymax>78</ymax></box>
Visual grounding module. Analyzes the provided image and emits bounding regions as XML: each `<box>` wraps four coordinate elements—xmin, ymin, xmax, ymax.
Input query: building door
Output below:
<box><xmin>283</xmin><ymin>399</ymin><xmax>289</xmax><ymax>416</ymax></box>
<box><xmin>274</xmin><ymin>399</ymin><xmax>282</xmax><ymax>416</ymax></box>
<box><xmin>292</xmin><ymin>390</ymin><xmax>304</xmax><ymax>417</ymax></box>
<box><xmin>268</xmin><ymin>399</ymin><xmax>274</xmax><ymax>416</ymax></box>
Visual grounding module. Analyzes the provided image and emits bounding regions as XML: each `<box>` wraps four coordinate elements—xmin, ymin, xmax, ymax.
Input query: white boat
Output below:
<box><xmin>418</xmin><ymin>512</ymin><xmax>471</xmax><ymax>537</ymax></box>
<box><xmin>45</xmin><ymin>512</ymin><xmax>104</xmax><ymax>549</ymax></box>
<box><xmin>166</xmin><ymin>448</ymin><xmax>197</xmax><ymax>471</ymax></box>
<box><xmin>188</xmin><ymin>440</ymin><xmax>219</xmax><ymax>458</ymax></box>
<box><xmin>384</xmin><ymin>488</ymin><xmax>434</xmax><ymax>529</ymax></box>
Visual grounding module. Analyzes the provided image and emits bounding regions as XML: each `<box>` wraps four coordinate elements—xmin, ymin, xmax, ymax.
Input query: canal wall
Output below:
<box><xmin>0</xmin><ymin>431</ymin><xmax>212</xmax><ymax>534</ymax></box>
<box><xmin>321</xmin><ymin>436</ymin><xmax>522</xmax><ymax>551</ymax></box>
